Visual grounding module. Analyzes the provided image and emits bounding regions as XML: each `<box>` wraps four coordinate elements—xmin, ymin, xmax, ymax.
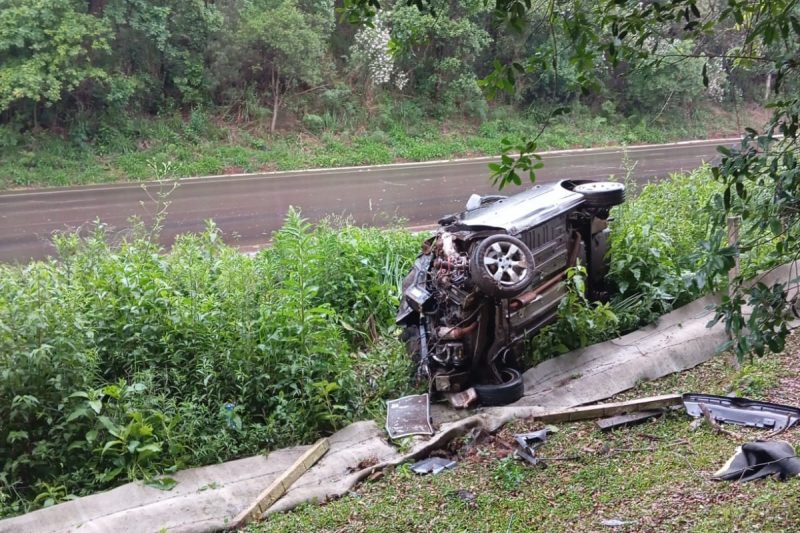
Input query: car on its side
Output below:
<box><xmin>396</xmin><ymin>179</ymin><xmax>625</xmax><ymax>406</ymax></box>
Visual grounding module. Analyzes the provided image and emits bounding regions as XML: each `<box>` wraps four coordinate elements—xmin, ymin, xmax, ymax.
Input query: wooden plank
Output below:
<box><xmin>537</xmin><ymin>394</ymin><xmax>682</xmax><ymax>424</ymax></box>
<box><xmin>596</xmin><ymin>410</ymin><xmax>663</xmax><ymax>431</ymax></box>
<box><xmin>229</xmin><ymin>438</ymin><xmax>329</xmax><ymax>529</ymax></box>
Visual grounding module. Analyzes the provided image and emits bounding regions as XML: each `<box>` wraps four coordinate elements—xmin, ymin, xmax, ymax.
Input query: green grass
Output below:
<box><xmin>0</xmin><ymin>104</ymin><xmax>765</xmax><ymax>190</ymax></box>
<box><xmin>249</xmin><ymin>336</ymin><xmax>800</xmax><ymax>532</ymax></box>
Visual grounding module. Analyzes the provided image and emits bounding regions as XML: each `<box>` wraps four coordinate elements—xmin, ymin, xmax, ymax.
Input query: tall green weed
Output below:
<box><xmin>0</xmin><ymin>213</ymin><xmax>421</xmax><ymax>515</ymax></box>
<box><xmin>606</xmin><ymin>167</ymin><xmax>722</xmax><ymax>328</ymax></box>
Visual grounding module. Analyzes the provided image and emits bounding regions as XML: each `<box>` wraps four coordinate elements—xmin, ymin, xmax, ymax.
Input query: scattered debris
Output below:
<box><xmin>229</xmin><ymin>438</ymin><xmax>329</xmax><ymax>529</ymax></box>
<box><xmin>447</xmin><ymin>387</ymin><xmax>478</xmax><ymax>409</ymax></box>
<box><xmin>347</xmin><ymin>456</ymin><xmax>379</xmax><ymax>474</ymax></box>
<box><xmin>537</xmin><ymin>394</ymin><xmax>682</xmax><ymax>424</ymax></box>
<box><xmin>513</xmin><ymin>426</ymin><xmax>557</xmax><ymax>465</ymax></box>
<box><xmin>682</xmin><ymin>394</ymin><xmax>800</xmax><ymax>432</ymax></box>
<box><xmin>600</xmin><ymin>518</ymin><xmax>633</xmax><ymax>527</ymax></box>
<box><xmin>386</xmin><ymin>393</ymin><xmax>434</xmax><ymax>439</ymax></box>
<box><xmin>714</xmin><ymin>441</ymin><xmax>800</xmax><ymax>482</ymax></box>
<box><xmin>410</xmin><ymin>457</ymin><xmax>457</xmax><ymax>475</ymax></box>
<box><xmin>596</xmin><ymin>410</ymin><xmax>663</xmax><ymax>431</ymax></box>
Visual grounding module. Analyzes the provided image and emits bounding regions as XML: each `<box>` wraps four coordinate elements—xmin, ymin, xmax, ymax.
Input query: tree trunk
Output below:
<box><xmin>764</xmin><ymin>71</ymin><xmax>772</xmax><ymax>101</ymax></box>
<box><xmin>88</xmin><ymin>0</ymin><xmax>106</xmax><ymax>15</ymax></box>
<box><xmin>270</xmin><ymin>68</ymin><xmax>280</xmax><ymax>133</ymax></box>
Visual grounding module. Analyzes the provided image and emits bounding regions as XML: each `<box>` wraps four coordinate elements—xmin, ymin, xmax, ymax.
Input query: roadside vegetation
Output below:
<box><xmin>0</xmin><ymin>103</ymin><xmax>762</xmax><ymax>190</ymax></box>
<box><xmin>0</xmin><ymin>0</ymin><xmax>776</xmax><ymax>190</ymax></box>
<box><xmin>0</xmin><ymin>213</ymin><xmax>422</xmax><ymax>516</ymax></box>
<box><xmin>2</xmin><ymin>164</ymin><xmax>794</xmax><ymax>517</ymax></box>
<box><xmin>251</xmin><ymin>333</ymin><xmax>800</xmax><ymax>533</ymax></box>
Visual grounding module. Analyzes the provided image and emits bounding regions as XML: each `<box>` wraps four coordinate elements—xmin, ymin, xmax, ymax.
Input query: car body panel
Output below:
<box><xmin>457</xmin><ymin>181</ymin><xmax>585</xmax><ymax>234</ymax></box>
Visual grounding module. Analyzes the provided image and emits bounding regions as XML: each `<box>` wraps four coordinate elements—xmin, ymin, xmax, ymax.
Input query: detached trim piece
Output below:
<box><xmin>536</xmin><ymin>394</ymin><xmax>683</xmax><ymax>423</ymax></box>
<box><xmin>683</xmin><ymin>394</ymin><xmax>800</xmax><ymax>431</ymax></box>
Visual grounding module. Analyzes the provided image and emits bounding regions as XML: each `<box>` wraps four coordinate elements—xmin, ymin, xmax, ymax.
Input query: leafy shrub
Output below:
<box><xmin>0</xmin><ymin>213</ymin><xmax>421</xmax><ymax>515</ymax></box>
<box><xmin>606</xmin><ymin>167</ymin><xmax>722</xmax><ymax>327</ymax></box>
<box><xmin>302</xmin><ymin>114</ymin><xmax>326</xmax><ymax>133</ymax></box>
<box><xmin>183</xmin><ymin>108</ymin><xmax>224</xmax><ymax>143</ymax></box>
<box><xmin>528</xmin><ymin>265</ymin><xmax>619</xmax><ymax>364</ymax></box>
<box><xmin>0</xmin><ymin>125</ymin><xmax>22</xmax><ymax>149</ymax></box>
<box><xmin>493</xmin><ymin>456</ymin><xmax>526</xmax><ymax>491</ymax></box>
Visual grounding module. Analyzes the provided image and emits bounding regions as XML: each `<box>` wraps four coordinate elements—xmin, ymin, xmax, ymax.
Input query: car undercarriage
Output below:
<box><xmin>396</xmin><ymin>179</ymin><xmax>625</xmax><ymax>406</ymax></box>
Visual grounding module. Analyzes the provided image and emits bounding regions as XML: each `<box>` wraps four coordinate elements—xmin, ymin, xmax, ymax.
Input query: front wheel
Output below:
<box><xmin>474</xmin><ymin>368</ymin><xmax>524</xmax><ymax>406</ymax></box>
<box><xmin>469</xmin><ymin>234</ymin><xmax>535</xmax><ymax>298</ymax></box>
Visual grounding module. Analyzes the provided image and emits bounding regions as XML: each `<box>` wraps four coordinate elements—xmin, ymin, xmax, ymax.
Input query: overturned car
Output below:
<box><xmin>396</xmin><ymin>180</ymin><xmax>625</xmax><ymax>406</ymax></box>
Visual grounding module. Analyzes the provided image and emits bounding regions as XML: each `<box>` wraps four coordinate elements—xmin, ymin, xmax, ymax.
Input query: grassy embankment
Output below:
<box><xmin>0</xmin><ymin>104</ymin><xmax>767</xmax><ymax>190</ymax></box>
<box><xmin>251</xmin><ymin>335</ymin><xmax>800</xmax><ymax>532</ymax></box>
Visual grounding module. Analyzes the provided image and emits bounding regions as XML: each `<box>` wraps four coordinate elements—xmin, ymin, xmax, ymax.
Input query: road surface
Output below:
<box><xmin>0</xmin><ymin>138</ymin><xmax>732</xmax><ymax>263</ymax></box>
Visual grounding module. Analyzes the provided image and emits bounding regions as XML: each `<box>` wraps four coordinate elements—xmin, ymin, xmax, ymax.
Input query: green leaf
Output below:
<box><xmin>101</xmin><ymin>440</ymin><xmax>122</xmax><ymax>456</ymax></box>
<box><xmin>145</xmin><ymin>477</ymin><xmax>178</xmax><ymax>491</ymax></box>
<box><xmin>66</xmin><ymin>407</ymin><xmax>89</xmax><ymax>423</ymax></box>
<box><xmin>98</xmin><ymin>416</ymin><xmax>120</xmax><ymax>437</ymax></box>
<box><xmin>137</xmin><ymin>442</ymin><xmax>163</xmax><ymax>456</ymax></box>
<box><xmin>88</xmin><ymin>399</ymin><xmax>102</xmax><ymax>414</ymax></box>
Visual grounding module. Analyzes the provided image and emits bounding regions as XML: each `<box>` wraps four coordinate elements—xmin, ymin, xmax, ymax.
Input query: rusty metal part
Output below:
<box><xmin>446</xmin><ymin>387</ymin><xmax>478</xmax><ymax>409</ymax></box>
<box><xmin>591</xmin><ymin>216</ymin><xmax>609</xmax><ymax>234</ymax></box>
<box><xmin>509</xmin><ymin>272</ymin><xmax>566</xmax><ymax>311</ymax></box>
<box><xmin>432</xmin><ymin>371</ymin><xmax>469</xmax><ymax>393</ymax></box>
<box><xmin>437</xmin><ymin>321</ymin><xmax>478</xmax><ymax>340</ymax></box>
<box><xmin>507</xmin><ymin>232</ymin><xmax>580</xmax><ymax>312</ymax></box>
<box><xmin>566</xmin><ymin>231</ymin><xmax>583</xmax><ymax>268</ymax></box>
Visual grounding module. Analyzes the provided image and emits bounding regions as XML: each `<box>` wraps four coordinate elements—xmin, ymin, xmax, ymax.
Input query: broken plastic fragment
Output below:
<box><xmin>410</xmin><ymin>457</ymin><xmax>456</xmax><ymax>475</ymax></box>
<box><xmin>386</xmin><ymin>393</ymin><xmax>434</xmax><ymax>439</ymax></box>
<box><xmin>682</xmin><ymin>394</ymin><xmax>800</xmax><ymax>431</ymax></box>
<box><xmin>713</xmin><ymin>441</ymin><xmax>800</xmax><ymax>482</ymax></box>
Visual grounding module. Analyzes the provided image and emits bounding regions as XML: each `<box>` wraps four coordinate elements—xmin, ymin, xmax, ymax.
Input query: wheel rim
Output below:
<box><xmin>482</xmin><ymin>241</ymin><xmax>528</xmax><ymax>286</ymax></box>
<box><xmin>574</xmin><ymin>182</ymin><xmax>623</xmax><ymax>193</ymax></box>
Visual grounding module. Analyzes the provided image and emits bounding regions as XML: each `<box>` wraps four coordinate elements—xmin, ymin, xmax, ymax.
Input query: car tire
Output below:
<box><xmin>470</xmin><ymin>234</ymin><xmax>535</xmax><ymax>298</ymax></box>
<box><xmin>474</xmin><ymin>368</ymin><xmax>524</xmax><ymax>406</ymax></box>
<box><xmin>573</xmin><ymin>181</ymin><xmax>625</xmax><ymax>207</ymax></box>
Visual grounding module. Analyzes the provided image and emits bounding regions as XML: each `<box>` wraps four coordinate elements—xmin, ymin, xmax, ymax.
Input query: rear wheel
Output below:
<box><xmin>573</xmin><ymin>181</ymin><xmax>625</xmax><ymax>207</ymax></box>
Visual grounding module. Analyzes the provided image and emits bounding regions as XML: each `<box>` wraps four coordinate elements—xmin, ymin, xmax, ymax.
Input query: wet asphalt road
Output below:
<box><xmin>0</xmin><ymin>139</ymin><xmax>732</xmax><ymax>263</ymax></box>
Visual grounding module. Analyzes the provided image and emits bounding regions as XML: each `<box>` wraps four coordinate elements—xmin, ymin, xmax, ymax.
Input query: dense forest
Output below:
<box><xmin>0</xmin><ymin>0</ymin><xmax>779</xmax><ymax>137</ymax></box>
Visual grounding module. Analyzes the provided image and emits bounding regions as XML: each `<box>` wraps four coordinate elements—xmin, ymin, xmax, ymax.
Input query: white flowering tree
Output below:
<box><xmin>350</xmin><ymin>14</ymin><xmax>408</xmax><ymax>94</ymax></box>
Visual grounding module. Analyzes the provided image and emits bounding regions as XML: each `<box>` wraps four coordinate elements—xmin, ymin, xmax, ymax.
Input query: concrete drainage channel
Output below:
<box><xmin>2</xmin><ymin>262</ymin><xmax>797</xmax><ymax>533</ymax></box>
